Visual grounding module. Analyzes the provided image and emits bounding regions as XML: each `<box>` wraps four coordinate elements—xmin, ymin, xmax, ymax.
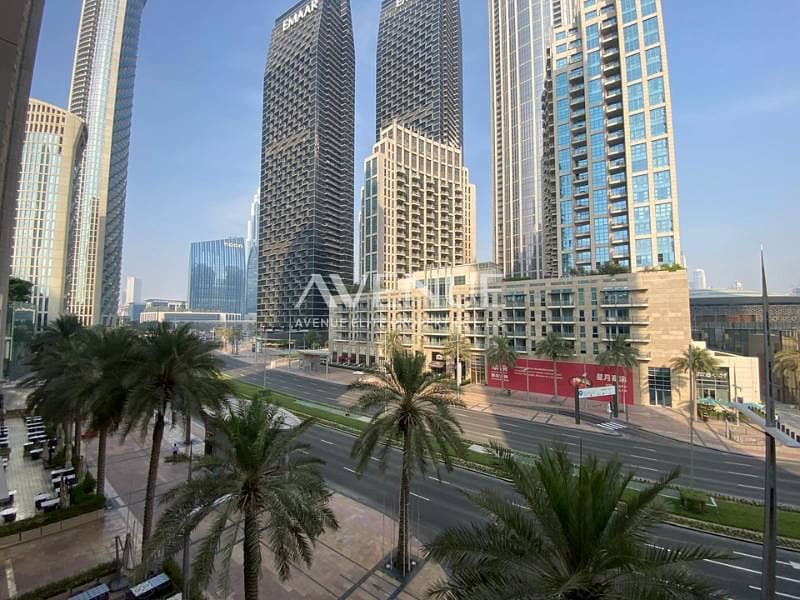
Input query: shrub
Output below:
<box><xmin>16</xmin><ymin>561</ymin><xmax>115</xmax><ymax>600</ymax></box>
<box><xmin>679</xmin><ymin>489</ymin><xmax>709</xmax><ymax>514</ymax></box>
<box><xmin>0</xmin><ymin>494</ymin><xmax>105</xmax><ymax>538</ymax></box>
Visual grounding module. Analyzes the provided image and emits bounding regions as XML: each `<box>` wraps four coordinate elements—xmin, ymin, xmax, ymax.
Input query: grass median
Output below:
<box><xmin>226</xmin><ymin>376</ymin><xmax>800</xmax><ymax>542</ymax></box>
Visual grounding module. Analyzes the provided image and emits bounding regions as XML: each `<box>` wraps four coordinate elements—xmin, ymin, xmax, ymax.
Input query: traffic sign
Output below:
<box><xmin>579</xmin><ymin>385</ymin><xmax>616</xmax><ymax>399</ymax></box>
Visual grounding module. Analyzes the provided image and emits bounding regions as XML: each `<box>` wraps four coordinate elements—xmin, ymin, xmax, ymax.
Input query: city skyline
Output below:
<box><xmin>27</xmin><ymin>1</ymin><xmax>800</xmax><ymax>299</ymax></box>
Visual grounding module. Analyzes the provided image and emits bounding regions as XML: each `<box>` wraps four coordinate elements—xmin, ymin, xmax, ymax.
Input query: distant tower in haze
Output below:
<box><xmin>376</xmin><ymin>0</ymin><xmax>463</xmax><ymax>147</ymax></box>
<box><xmin>691</xmin><ymin>268</ymin><xmax>707</xmax><ymax>291</ymax></box>
<box><xmin>125</xmin><ymin>276</ymin><xmax>142</xmax><ymax>305</ymax></box>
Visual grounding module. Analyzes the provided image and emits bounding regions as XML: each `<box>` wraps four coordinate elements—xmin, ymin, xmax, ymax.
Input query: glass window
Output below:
<box><xmin>594</xmin><ymin>217</ymin><xmax>609</xmax><ymax>241</ymax></box>
<box><xmin>646</xmin><ymin>47</ymin><xmax>662</xmax><ymax>75</ymax></box>
<box><xmin>654</xmin><ymin>170</ymin><xmax>671</xmax><ymax>199</ymax></box>
<box><xmin>655</xmin><ymin>203</ymin><xmax>673</xmax><ymax>232</ymax></box>
<box><xmin>634</xmin><ymin>206</ymin><xmax>651</xmax><ymax>234</ymax></box>
<box><xmin>557</xmin><ymin>98</ymin><xmax>570</xmax><ymax>121</ymax></box>
<box><xmin>592</xmin><ymin>161</ymin><xmax>606</xmax><ymax>186</ymax></box>
<box><xmin>562</xmin><ymin>227</ymin><xmax>574</xmax><ymax>250</ymax></box>
<box><xmin>590</xmin><ymin>106</ymin><xmax>604</xmax><ymax>131</ymax></box>
<box><xmin>641</xmin><ymin>0</ymin><xmax>657</xmax><ymax>16</ymax></box>
<box><xmin>593</xmin><ymin>189</ymin><xmax>608</xmax><ymax>214</ymax></box>
<box><xmin>591</xmin><ymin>133</ymin><xmax>605</xmax><ymax>157</ymax></box>
<box><xmin>595</xmin><ymin>246</ymin><xmax>609</xmax><ymax>265</ymax></box>
<box><xmin>648</xmin><ymin>76</ymin><xmax>665</xmax><ymax>104</ymax></box>
<box><xmin>587</xmin><ymin>51</ymin><xmax>601</xmax><ymax>78</ymax></box>
<box><xmin>557</xmin><ymin>31</ymin><xmax>566</xmax><ymax>41</ymax></box>
<box><xmin>650</xmin><ymin>107</ymin><xmax>667</xmax><ymax>135</ymax></box>
<box><xmin>631</xmin><ymin>143</ymin><xmax>648</xmax><ymax>172</ymax></box>
<box><xmin>557</xmin><ymin>43</ymin><xmax>567</xmax><ymax>53</ymax></box>
<box><xmin>621</xmin><ymin>0</ymin><xmax>637</xmax><ymax>23</ymax></box>
<box><xmin>636</xmin><ymin>238</ymin><xmax>653</xmax><ymax>268</ymax></box>
<box><xmin>588</xmin><ymin>79</ymin><xmax>603</xmax><ymax>105</ymax></box>
<box><xmin>560</xmin><ymin>175</ymin><xmax>572</xmax><ymax>198</ymax></box>
<box><xmin>586</xmin><ymin>23</ymin><xmax>600</xmax><ymax>49</ymax></box>
<box><xmin>556</xmin><ymin>57</ymin><xmax>568</xmax><ymax>69</ymax></box>
<box><xmin>626</xmin><ymin>53</ymin><xmax>642</xmax><ymax>81</ymax></box>
<box><xmin>629</xmin><ymin>112</ymin><xmax>645</xmax><ymax>140</ymax></box>
<box><xmin>559</xmin><ymin>149</ymin><xmax>571</xmax><ymax>171</ymax></box>
<box><xmin>558</xmin><ymin>124</ymin><xmax>570</xmax><ymax>147</ymax></box>
<box><xmin>633</xmin><ymin>174</ymin><xmax>649</xmax><ymax>203</ymax></box>
<box><xmin>556</xmin><ymin>73</ymin><xmax>569</xmax><ymax>97</ymax></box>
<box><xmin>643</xmin><ymin>17</ymin><xmax>660</xmax><ymax>46</ymax></box>
<box><xmin>652</xmin><ymin>139</ymin><xmax>669</xmax><ymax>167</ymax></box>
<box><xmin>561</xmin><ymin>201</ymin><xmax>573</xmax><ymax>224</ymax></box>
<box><xmin>648</xmin><ymin>367</ymin><xmax>672</xmax><ymax>407</ymax></box>
<box><xmin>628</xmin><ymin>83</ymin><xmax>644</xmax><ymax>111</ymax></box>
<box><xmin>623</xmin><ymin>24</ymin><xmax>639</xmax><ymax>52</ymax></box>
<box><xmin>657</xmin><ymin>236</ymin><xmax>675</xmax><ymax>265</ymax></box>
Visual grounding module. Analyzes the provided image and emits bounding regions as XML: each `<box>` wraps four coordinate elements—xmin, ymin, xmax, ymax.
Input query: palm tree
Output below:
<box><xmin>26</xmin><ymin>316</ymin><xmax>86</xmax><ymax>464</ymax></box>
<box><xmin>427</xmin><ymin>445</ymin><xmax>729</xmax><ymax>599</ymax></box>
<box><xmin>383</xmin><ymin>329</ymin><xmax>404</xmax><ymax>363</ymax></box>
<box><xmin>597</xmin><ymin>335</ymin><xmax>640</xmax><ymax>418</ymax></box>
<box><xmin>671</xmin><ymin>345</ymin><xmax>720</xmax><ymax>488</ymax></box>
<box><xmin>143</xmin><ymin>394</ymin><xmax>338</xmax><ymax>600</ymax></box>
<box><xmin>303</xmin><ymin>329</ymin><xmax>321</xmax><ymax>349</ymax></box>
<box><xmin>535</xmin><ymin>332</ymin><xmax>576</xmax><ymax>402</ymax></box>
<box><xmin>775</xmin><ymin>349</ymin><xmax>800</xmax><ymax>405</ymax></box>
<box><xmin>349</xmin><ymin>351</ymin><xmax>465</xmax><ymax>574</ymax></box>
<box><xmin>443</xmin><ymin>329</ymin><xmax>472</xmax><ymax>383</ymax></box>
<box><xmin>82</xmin><ymin>327</ymin><xmax>141</xmax><ymax>496</ymax></box>
<box><xmin>485</xmin><ymin>336</ymin><xmax>517</xmax><ymax>393</ymax></box>
<box><xmin>123</xmin><ymin>323</ymin><xmax>231</xmax><ymax>545</ymax></box>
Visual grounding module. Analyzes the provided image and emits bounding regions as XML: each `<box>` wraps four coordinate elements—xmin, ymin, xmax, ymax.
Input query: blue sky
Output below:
<box><xmin>30</xmin><ymin>1</ymin><xmax>800</xmax><ymax>299</ymax></box>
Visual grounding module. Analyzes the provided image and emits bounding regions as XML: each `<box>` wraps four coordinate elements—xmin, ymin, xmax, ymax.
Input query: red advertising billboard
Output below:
<box><xmin>487</xmin><ymin>358</ymin><xmax>635</xmax><ymax>404</ymax></box>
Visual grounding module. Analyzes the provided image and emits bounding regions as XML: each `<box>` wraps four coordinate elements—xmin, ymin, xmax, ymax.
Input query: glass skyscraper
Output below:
<box><xmin>11</xmin><ymin>100</ymin><xmax>85</xmax><ymax>331</ymax></box>
<box><xmin>259</xmin><ymin>0</ymin><xmax>355</xmax><ymax>331</ymax></box>
<box><xmin>489</xmin><ymin>0</ymin><xmax>572</xmax><ymax>279</ymax></box>
<box><xmin>376</xmin><ymin>0</ymin><xmax>463</xmax><ymax>148</ymax></box>
<box><xmin>244</xmin><ymin>190</ymin><xmax>259</xmax><ymax>317</ymax></box>
<box><xmin>188</xmin><ymin>237</ymin><xmax>246</xmax><ymax>315</ymax></box>
<box><xmin>543</xmin><ymin>0</ymin><xmax>681</xmax><ymax>276</ymax></box>
<box><xmin>64</xmin><ymin>0</ymin><xmax>148</xmax><ymax>325</ymax></box>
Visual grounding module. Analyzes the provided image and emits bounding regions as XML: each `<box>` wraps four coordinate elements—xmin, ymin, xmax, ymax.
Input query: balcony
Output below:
<box><xmin>609</xmin><ymin>187</ymin><xmax>627</xmax><ymax>200</ymax></box>
<box><xmin>569</xmin><ymin>68</ymin><xmax>584</xmax><ymax>81</ymax></box>
<box><xmin>573</xmin><ymin>159</ymin><xmax>589</xmax><ymax>172</ymax></box>
<box><xmin>604</xmin><ymin>75</ymin><xmax>622</xmax><ymax>88</ymax></box>
<box><xmin>601</xmin><ymin>16</ymin><xmax>618</xmax><ymax>31</ymax></box>
<box><xmin>607</xmin><ymin>144</ymin><xmax>625</xmax><ymax>158</ymax></box>
<box><xmin>609</xmin><ymin>199</ymin><xmax>628</xmax><ymax>212</ymax></box>
<box><xmin>575</xmin><ymin>210</ymin><xmax>591</xmax><ymax>223</ymax></box>
<box><xmin>571</xmin><ymin>120</ymin><xmax>587</xmax><ymax>133</ymax></box>
<box><xmin>606</xmin><ymin>101</ymin><xmax>623</xmax><ymax>116</ymax></box>
<box><xmin>570</xmin><ymin>82</ymin><xmax>585</xmax><ymax>96</ymax></box>
<box><xmin>571</xmin><ymin>108</ymin><xmax>586</xmax><ymax>120</ymax></box>
<box><xmin>607</xmin><ymin>116</ymin><xmax>624</xmax><ymax>130</ymax></box>
<box><xmin>602</xmin><ymin>46</ymin><xmax>619</xmax><ymax>60</ymax></box>
<box><xmin>570</xmin><ymin>93</ymin><xmax>585</xmax><ymax>107</ymax></box>
<box><xmin>603</xmin><ymin>60</ymin><xmax>621</xmax><ymax>75</ymax></box>
<box><xmin>603</xmin><ymin>334</ymin><xmax>650</xmax><ymax>344</ymax></box>
<box><xmin>573</xmin><ymin>146</ymin><xmax>588</xmax><ymax>158</ymax></box>
<box><xmin>605</xmin><ymin>88</ymin><xmax>622</xmax><ymax>102</ymax></box>
<box><xmin>608</xmin><ymin>157</ymin><xmax>626</xmax><ymax>172</ymax></box>
<box><xmin>574</xmin><ymin>185</ymin><xmax>589</xmax><ymax>198</ymax></box>
<box><xmin>574</xmin><ymin>173</ymin><xmax>589</xmax><ymax>185</ymax></box>
<box><xmin>610</xmin><ymin>233</ymin><xmax>629</xmax><ymax>244</ymax></box>
<box><xmin>610</xmin><ymin>219</ymin><xmax>628</xmax><ymax>230</ymax></box>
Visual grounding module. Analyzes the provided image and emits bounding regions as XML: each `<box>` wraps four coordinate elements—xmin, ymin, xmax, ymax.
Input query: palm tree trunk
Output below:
<box><xmin>396</xmin><ymin>434</ymin><xmax>412</xmax><ymax>575</ymax></box>
<box><xmin>142</xmin><ymin>410</ymin><xmax>165</xmax><ymax>546</ymax></box>
<box><xmin>243</xmin><ymin>506</ymin><xmax>260</xmax><ymax>600</ymax></box>
<box><xmin>61</xmin><ymin>418</ymin><xmax>71</xmax><ymax>458</ymax></box>
<box><xmin>688</xmin><ymin>368</ymin><xmax>695</xmax><ymax>488</ymax></box>
<box><xmin>184</xmin><ymin>413</ymin><xmax>192</xmax><ymax>446</ymax></box>
<box><xmin>96</xmin><ymin>428</ymin><xmax>107</xmax><ymax>498</ymax></box>
<box><xmin>73</xmin><ymin>417</ymin><xmax>81</xmax><ymax>467</ymax></box>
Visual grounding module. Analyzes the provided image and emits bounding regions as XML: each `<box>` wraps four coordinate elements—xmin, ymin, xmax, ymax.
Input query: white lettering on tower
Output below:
<box><xmin>282</xmin><ymin>0</ymin><xmax>320</xmax><ymax>32</ymax></box>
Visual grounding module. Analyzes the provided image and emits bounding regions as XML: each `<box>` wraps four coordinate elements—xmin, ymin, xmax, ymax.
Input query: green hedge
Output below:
<box><xmin>679</xmin><ymin>489</ymin><xmax>709</xmax><ymax>514</ymax></box>
<box><xmin>16</xmin><ymin>561</ymin><xmax>115</xmax><ymax>600</ymax></box>
<box><xmin>0</xmin><ymin>494</ymin><xmax>105</xmax><ymax>538</ymax></box>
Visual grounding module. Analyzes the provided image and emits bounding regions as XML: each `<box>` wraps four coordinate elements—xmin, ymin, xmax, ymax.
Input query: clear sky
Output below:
<box><xmin>30</xmin><ymin>1</ymin><xmax>800</xmax><ymax>299</ymax></box>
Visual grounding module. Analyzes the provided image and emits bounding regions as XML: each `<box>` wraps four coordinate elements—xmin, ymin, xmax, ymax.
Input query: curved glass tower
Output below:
<box><xmin>188</xmin><ymin>238</ymin><xmax>246</xmax><ymax>315</ymax></box>
<box><xmin>65</xmin><ymin>0</ymin><xmax>147</xmax><ymax>325</ymax></box>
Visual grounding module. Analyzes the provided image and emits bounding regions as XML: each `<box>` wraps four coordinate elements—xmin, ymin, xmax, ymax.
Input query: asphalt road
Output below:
<box><xmin>224</xmin><ymin>358</ymin><xmax>800</xmax><ymax>507</ymax></box>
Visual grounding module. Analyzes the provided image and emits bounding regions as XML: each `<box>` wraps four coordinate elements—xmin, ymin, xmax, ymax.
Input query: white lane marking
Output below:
<box><xmin>410</xmin><ymin>492</ymin><xmax>430</xmax><ymax>502</ymax></box>
<box><xmin>4</xmin><ymin>559</ymin><xmax>16</xmax><ymax>599</ymax></box>
<box><xmin>733</xmin><ymin>551</ymin><xmax>794</xmax><ymax>567</ymax></box>
<box><xmin>706</xmin><ymin>560</ymin><xmax>800</xmax><ymax>584</ymax></box>
<box><xmin>726</xmin><ymin>461</ymin><xmax>753</xmax><ymax>468</ymax></box>
<box><xmin>320</xmin><ymin>439</ymin><xmax>334</xmax><ymax>446</ymax></box>
<box><xmin>748</xmin><ymin>586</ymin><xmax>800</xmax><ymax>599</ymax></box>
<box><xmin>737</xmin><ymin>483</ymin><xmax>763</xmax><ymax>490</ymax></box>
<box><xmin>343</xmin><ymin>467</ymin><xmax>357</xmax><ymax>474</ymax></box>
<box><xmin>428</xmin><ymin>476</ymin><xmax>451</xmax><ymax>485</ymax></box>
<box><xmin>634</xmin><ymin>446</ymin><xmax>658</xmax><ymax>453</ymax></box>
<box><xmin>637</xmin><ymin>466</ymin><xmax>660</xmax><ymax>472</ymax></box>
<box><xmin>630</xmin><ymin>454</ymin><xmax>659</xmax><ymax>462</ymax></box>
<box><xmin>728</xmin><ymin>472</ymin><xmax>761</xmax><ymax>479</ymax></box>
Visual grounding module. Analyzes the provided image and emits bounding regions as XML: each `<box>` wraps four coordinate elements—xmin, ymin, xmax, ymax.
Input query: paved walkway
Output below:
<box><xmin>3</xmin><ymin>416</ymin><xmax>52</xmax><ymax>520</ymax></box>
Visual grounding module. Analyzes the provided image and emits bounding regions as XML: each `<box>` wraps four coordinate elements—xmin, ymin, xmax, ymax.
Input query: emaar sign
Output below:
<box><xmin>282</xmin><ymin>0</ymin><xmax>319</xmax><ymax>32</ymax></box>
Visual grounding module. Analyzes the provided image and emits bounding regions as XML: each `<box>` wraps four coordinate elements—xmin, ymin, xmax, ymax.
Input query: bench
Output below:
<box><xmin>0</xmin><ymin>490</ymin><xmax>16</xmax><ymax>506</ymax></box>
<box><xmin>41</xmin><ymin>498</ymin><xmax>60</xmax><ymax>512</ymax></box>
<box><xmin>1</xmin><ymin>508</ymin><xmax>16</xmax><ymax>523</ymax></box>
<box><xmin>68</xmin><ymin>583</ymin><xmax>110</xmax><ymax>600</ymax></box>
<box><xmin>29</xmin><ymin>447</ymin><xmax>43</xmax><ymax>460</ymax></box>
<box><xmin>126</xmin><ymin>573</ymin><xmax>171</xmax><ymax>599</ymax></box>
<box><xmin>34</xmin><ymin>493</ymin><xmax>52</xmax><ymax>509</ymax></box>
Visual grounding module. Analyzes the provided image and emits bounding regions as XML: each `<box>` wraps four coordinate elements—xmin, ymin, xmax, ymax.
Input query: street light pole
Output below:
<box><xmin>182</xmin><ymin>439</ymin><xmax>193</xmax><ymax>599</ymax></box>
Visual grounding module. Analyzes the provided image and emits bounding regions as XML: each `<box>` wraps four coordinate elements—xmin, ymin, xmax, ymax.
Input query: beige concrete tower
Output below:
<box><xmin>11</xmin><ymin>100</ymin><xmax>86</xmax><ymax>330</ymax></box>
<box><xmin>543</xmin><ymin>0</ymin><xmax>681</xmax><ymax>276</ymax></box>
<box><xmin>360</xmin><ymin>122</ymin><xmax>476</xmax><ymax>290</ymax></box>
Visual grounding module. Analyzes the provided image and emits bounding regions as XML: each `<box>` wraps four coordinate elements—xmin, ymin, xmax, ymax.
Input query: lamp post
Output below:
<box><xmin>182</xmin><ymin>439</ymin><xmax>194</xmax><ymax>599</ymax></box>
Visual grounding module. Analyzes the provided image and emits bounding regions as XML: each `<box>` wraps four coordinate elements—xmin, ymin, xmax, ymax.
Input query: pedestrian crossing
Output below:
<box><xmin>597</xmin><ymin>421</ymin><xmax>626</xmax><ymax>432</ymax></box>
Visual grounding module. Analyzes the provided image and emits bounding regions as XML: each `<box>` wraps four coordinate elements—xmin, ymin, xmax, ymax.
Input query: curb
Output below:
<box><xmin>663</xmin><ymin>517</ymin><xmax>800</xmax><ymax>552</ymax></box>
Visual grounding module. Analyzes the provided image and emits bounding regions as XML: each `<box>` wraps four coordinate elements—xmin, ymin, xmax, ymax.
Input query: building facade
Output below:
<box><xmin>360</xmin><ymin>122</ymin><xmax>476</xmax><ymax>290</ymax></box>
<box><xmin>64</xmin><ymin>0</ymin><xmax>148</xmax><ymax>325</ymax></box>
<box><xmin>376</xmin><ymin>0</ymin><xmax>463</xmax><ymax>147</ymax></box>
<box><xmin>330</xmin><ymin>264</ymin><xmax>693</xmax><ymax>407</ymax></box>
<box><xmin>259</xmin><ymin>0</ymin><xmax>355</xmax><ymax>332</ymax></box>
<box><xmin>125</xmin><ymin>275</ymin><xmax>142</xmax><ymax>305</ymax></box>
<box><xmin>542</xmin><ymin>0</ymin><xmax>681</xmax><ymax>278</ymax></box>
<box><xmin>489</xmin><ymin>0</ymin><xmax>573</xmax><ymax>280</ymax></box>
<box><xmin>244</xmin><ymin>191</ymin><xmax>259</xmax><ymax>317</ymax></box>
<box><xmin>0</xmin><ymin>0</ymin><xmax>45</xmax><ymax>365</ymax></box>
<box><xmin>188</xmin><ymin>237</ymin><xmax>246</xmax><ymax>316</ymax></box>
<box><xmin>10</xmin><ymin>100</ymin><xmax>86</xmax><ymax>331</ymax></box>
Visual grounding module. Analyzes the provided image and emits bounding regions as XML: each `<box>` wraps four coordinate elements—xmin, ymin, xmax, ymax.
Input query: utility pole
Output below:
<box><xmin>182</xmin><ymin>439</ymin><xmax>194</xmax><ymax>599</ymax></box>
<box><xmin>760</xmin><ymin>248</ymin><xmax>777</xmax><ymax>600</ymax></box>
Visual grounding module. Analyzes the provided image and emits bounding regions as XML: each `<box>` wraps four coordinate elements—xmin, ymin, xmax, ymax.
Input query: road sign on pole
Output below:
<box><xmin>578</xmin><ymin>386</ymin><xmax>616</xmax><ymax>399</ymax></box>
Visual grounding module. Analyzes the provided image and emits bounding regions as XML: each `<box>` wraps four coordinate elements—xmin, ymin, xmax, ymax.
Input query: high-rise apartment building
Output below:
<box><xmin>543</xmin><ymin>0</ymin><xmax>680</xmax><ymax>277</ymax></box>
<box><xmin>360</xmin><ymin>123</ymin><xmax>476</xmax><ymax>289</ymax></box>
<box><xmin>10</xmin><ymin>100</ymin><xmax>86</xmax><ymax>331</ymax></box>
<box><xmin>376</xmin><ymin>0</ymin><xmax>463</xmax><ymax>148</ymax></box>
<box><xmin>188</xmin><ymin>237</ymin><xmax>246</xmax><ymax>315</ymax></box>
<box><xmin>244</xmin><ymin>191</ymin><xmax>259</xmax><ymax>316</ymax></box>
<box><xmin>489</xmin><ymin>0</ymin><xmax>573</xmax><ymax>279</ymax></box>
<box><xmin>64</xmin><ymin>0</ymin><xmax>148</xmax><ymax>325</ymax></box>
<box><xmin>259</xmin><ymin>0</ymin><xmax>355</xmax><ymax>331</ymax></box>
<box><xmin>0</xmin><ymin>0</ymin><xmax>45</xmax><ymax>363</ymax></box>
